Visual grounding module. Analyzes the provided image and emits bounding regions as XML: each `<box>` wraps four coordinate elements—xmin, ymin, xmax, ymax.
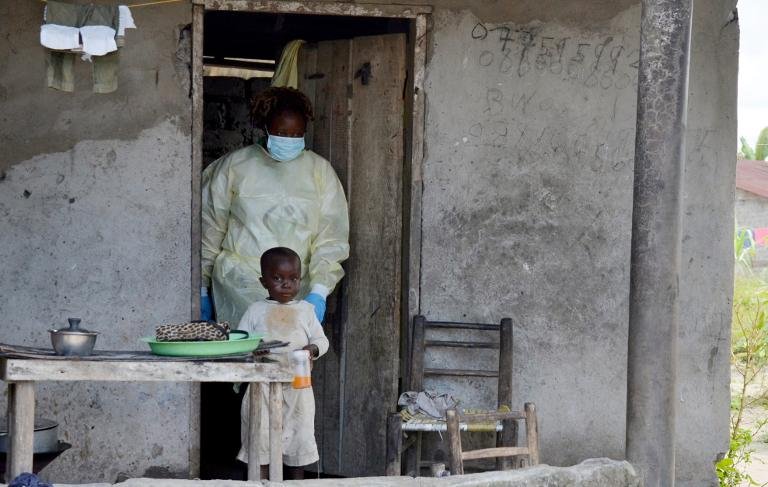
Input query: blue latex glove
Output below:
<box><xmin>304</xmin><ymin>292</ymin><xmax>326</xmax><ymax>323</ymax></box>
<box><xmin>201</xmin><ymin>287</ymin><xmax>213</xmax><ymax>321</ymax></box>
<box><xmin>10</xmin><ymin>473</ymin><xmax>52</xmax><ymax>487</ymax></box>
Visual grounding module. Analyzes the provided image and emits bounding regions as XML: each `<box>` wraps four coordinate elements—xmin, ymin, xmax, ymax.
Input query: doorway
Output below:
<box><xmin>192</xmin><ymin>3</ymin><xmax>429</xmax><ymax>479</ymax></box>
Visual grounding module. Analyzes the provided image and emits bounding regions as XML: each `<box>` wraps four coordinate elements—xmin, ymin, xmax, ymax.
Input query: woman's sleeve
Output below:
<box><xmin>236</xmin><ymin>305</ymin><xmax>254</xmax><ymax>332</ymax></box>
<box><xmin>308</xmin><ymin>160</ymin><xmax>350</xmax><ymax>296</ymax></box>
<box><xmin>201</xmin><ymin>155</ymin><xmax>234</xmax><ymax>288</ymax></box>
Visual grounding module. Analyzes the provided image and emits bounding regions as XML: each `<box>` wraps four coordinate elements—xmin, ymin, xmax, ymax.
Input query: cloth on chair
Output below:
<box><xmin>398</xmin><ymin>390</ymin><xmax>458</xmax><ymax>419</ymax></box>
<box><xmin>398</xmin><ymin>390</ymin><xmax>509</xmax><ymax>433</ymax></box>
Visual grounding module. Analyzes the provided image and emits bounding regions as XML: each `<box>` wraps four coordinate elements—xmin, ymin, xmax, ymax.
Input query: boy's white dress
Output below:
<box><xmin>237</xmin><ymin>299</ymin><xmax>329</xmax><ymax>466</ymax></box>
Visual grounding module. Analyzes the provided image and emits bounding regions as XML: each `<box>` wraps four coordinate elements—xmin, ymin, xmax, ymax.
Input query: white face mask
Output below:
<box><xmin>266</xmin><ymin>132</ymin><xmax>305</xmax><ymax>162</ymax></box>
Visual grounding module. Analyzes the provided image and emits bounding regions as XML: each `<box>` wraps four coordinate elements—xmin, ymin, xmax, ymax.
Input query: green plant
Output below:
<box><xmin>718</xmin><ymin>426</ymin><xmax>768</xmax><ymax>486</ymax></box>
<box><xmin>740</xmin><ymin>127</ymin><xmax>768</xmax><ymax>161</ymax></box>
<box><xmin>719</xmin><ymin>228</ymin><xmax>768</xmax><ymax>486</ymax></box>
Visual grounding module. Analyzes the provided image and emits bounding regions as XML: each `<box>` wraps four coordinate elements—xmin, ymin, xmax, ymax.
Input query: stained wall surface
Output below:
<box><xmin>0</xmin><ymin>0</ymin><xmax>736</xmax><ymax>485</ymax></box>
<box><xmin>418</xmin><ymin>1</ymin><xmax>735</xmax><ymax>486</ymax></box>
<box><xmin>0</xmin><ymin>1</ymin><xmax>193</xmax><ymax>483</ymax></box>
<box><xmin>419</xmin><ymin>2</ymin><xmax>638</xmax><ymax>470</ymax></box>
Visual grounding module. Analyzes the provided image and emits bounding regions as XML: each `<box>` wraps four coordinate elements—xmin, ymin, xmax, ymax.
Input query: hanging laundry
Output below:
<box><xmin>40</xmin><ymin>1</ymin><xmax>137</xmax><ymax>94</ymax></box>
<box><xmin>79</xmin><ymin>4</ymin><xmax>119</xmax><ymax>56</ymax></box>
<box><xmin>271</xmin><ymin>39</ymin><xmax>306</xmax><ymax>89</ymax></box>
<box><xmin>117</xmin><ymin>5</ymin><xmax>137</xmax><ymax>47</ymax></box>
<box><xmin>40</xmin><ymin>0</ymin><xmax>80</xmax><ymax>50</ymax></box>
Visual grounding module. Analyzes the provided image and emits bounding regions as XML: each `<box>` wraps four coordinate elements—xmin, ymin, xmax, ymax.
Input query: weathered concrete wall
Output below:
<box><xmin>0</xmin><ymin>1</ymin><xmax>192</xmax><ymax>483</ymax></box>
<box><xmin>0</xmin><ymin>0</ymin><xmax>735</xmax><ymax>484</ymax></box>
<box><xmin>418</xmin><ymin>0</ymin><xmax>735</xmax><ymax>485</ymax></box>
<box><xmin>676</xmin><ymin>0</ymin><xmax>738</xmax><ymax>484</ymax></box>
<box><xmin>420</xmin><ymin>2</ymin><xmax>638</xmax><ymax>468</ymax></box>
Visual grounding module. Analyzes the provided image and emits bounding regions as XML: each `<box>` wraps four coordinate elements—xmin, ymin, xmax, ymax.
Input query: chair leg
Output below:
<box><xmin>415</xmin><ymin>432</ymin><xmax>423</xmax><ymax>476</ymax></box>
<box><xmin>446</xmin><ymin>409</ymin><xmax>464</xmax><ymax>476</ymax></box>
<box><xmin>524</xmin><ymin>402</ymin><xmax>540</xmax><ymax>466</ymax></box>
<box><xmin>496</xmin><ymin>417</ymin><xmax>518</xmax><ymax>470</ymax></box>
<box><xmin>385</xmin><ymin>413</ymin><xmax>403</xmax><ymax>476</ymax></box>
<box><xmin>403</xmin><ymin>432</ymin><xmax>417</xmax><ymax>476</ymax></box>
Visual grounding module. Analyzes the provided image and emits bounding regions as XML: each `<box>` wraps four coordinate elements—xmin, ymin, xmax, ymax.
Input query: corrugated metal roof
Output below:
<box><xmin>736</xmin><ymin>159</ymin><xmax>768</xmax><ymax>199</ymax></box>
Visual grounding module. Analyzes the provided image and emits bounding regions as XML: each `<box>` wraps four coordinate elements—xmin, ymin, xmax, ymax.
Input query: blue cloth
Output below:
<box><xmin>10</xmin><ymin>473</ymin><xmax>52</xmax><ymax>487</ymax></box>
<box><xmin>304</xmin><ymin>292</ymin><xmax>326</xmax><ymax>323</ymax></box>
<box><xmin>201</xmin><ymin>292</ymin><xmax>213</xmax><ymax>321</ymax></box>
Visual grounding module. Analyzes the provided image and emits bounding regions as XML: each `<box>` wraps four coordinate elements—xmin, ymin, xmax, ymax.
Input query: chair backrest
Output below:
<box><xmin>445</xmin><ymin>403</ymin><xmax>539</xmax><ymax>475</ymax></box>
<box><xmin>408</xmin><ymin>315</ymin><xmax>513</xmax><ymax>409</ymax></box>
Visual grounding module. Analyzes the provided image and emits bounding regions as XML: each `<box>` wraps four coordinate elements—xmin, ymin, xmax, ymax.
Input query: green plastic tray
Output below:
<box><xmin>141</xmin><ymin>331</ymin><xmax>262</xmax><ymax>357</ymax></box>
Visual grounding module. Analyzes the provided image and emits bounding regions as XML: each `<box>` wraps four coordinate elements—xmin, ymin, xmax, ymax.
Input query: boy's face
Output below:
<box><xmin>260</xmin><ymin>257</ymin><xmax>301</xmax><ymax>304</ymax></box>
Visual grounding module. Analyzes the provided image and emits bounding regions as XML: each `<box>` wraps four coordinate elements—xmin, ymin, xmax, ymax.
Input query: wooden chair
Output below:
<box><xmin>445</xmin><ymin>404</ymin><xmax>539</xmax><ymax>475</ymax></box>
<box><xmin>385</xmin><ymin>315</ymin><xmax>515</xmax><ymax>476</ymax></box>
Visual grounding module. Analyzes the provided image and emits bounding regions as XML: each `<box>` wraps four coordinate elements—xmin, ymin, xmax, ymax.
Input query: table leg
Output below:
<box><xmin>247</xmin><ymin>383</ymin><xmax>263</xmax><ymax>481</ymax></box>
<box><xmin>268</xmin><ymin>382</ymin><xmax>283</xmax><ymax>482</ymax></box>
<box><xmin>6</xmin><ymin>381</ymin><xmax>35</xmax><ymax>482</ymax></box>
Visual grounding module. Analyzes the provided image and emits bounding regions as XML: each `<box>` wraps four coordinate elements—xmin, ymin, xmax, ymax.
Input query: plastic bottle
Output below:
<box><xmin>291</xmin><ymin>350</ymin><xmax>312</xmax><ymax>389</ymax></box>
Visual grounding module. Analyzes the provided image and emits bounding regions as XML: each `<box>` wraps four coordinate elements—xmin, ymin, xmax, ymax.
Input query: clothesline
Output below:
<box><xmin>40</xmin><ymin>0</ymin><xmax>184</xmax><ymax>8</ymax></box>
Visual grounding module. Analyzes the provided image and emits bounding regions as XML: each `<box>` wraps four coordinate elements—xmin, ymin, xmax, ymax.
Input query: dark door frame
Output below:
<box><xmin>189</xmin><ymin>0</ymin><xmax>430</xmax><ymax>477</ymax></box>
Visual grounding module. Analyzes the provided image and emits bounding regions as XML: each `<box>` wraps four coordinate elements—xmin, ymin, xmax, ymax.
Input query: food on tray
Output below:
<box><xmin>155</xmin><ymin>321</ymin><xmax>231</xmax><ymax>342</ymax></box>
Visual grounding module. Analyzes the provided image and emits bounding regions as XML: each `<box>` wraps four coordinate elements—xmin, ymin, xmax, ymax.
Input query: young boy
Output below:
<box><xmin>236</xmin><ymin>247</ymin><xmax>329</xmax><ymax>480</ymax></box>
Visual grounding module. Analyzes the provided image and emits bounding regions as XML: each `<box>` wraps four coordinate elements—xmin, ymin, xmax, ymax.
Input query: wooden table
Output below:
<box><xmin>0</xmin><ymin>356</ymin><xmax>293</xmax><ymax>482</ymax></box>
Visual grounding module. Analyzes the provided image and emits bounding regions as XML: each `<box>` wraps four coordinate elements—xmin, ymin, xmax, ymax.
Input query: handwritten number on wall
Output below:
<box><xmin>470</xmin><ymin>22</ymin><xmax>639</xmax><ymax>91</ymax></box>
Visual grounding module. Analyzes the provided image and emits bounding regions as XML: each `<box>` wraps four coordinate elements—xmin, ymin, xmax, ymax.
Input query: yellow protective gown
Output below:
<box><xmin>201</xmin><ymin>144</ymin><xmax>349</xmax><ymax>326</ymax></box>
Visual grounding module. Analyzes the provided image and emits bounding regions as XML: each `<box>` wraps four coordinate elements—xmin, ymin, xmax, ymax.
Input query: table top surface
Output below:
<box><xmin>0</xmin><ymin>357</ymin><xmax>293</xmax><ymax>382</ymax></box>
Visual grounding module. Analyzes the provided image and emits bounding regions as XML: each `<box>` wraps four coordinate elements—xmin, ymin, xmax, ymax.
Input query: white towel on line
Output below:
<box><xmin>40</xmin><ymin>5</ymin><xmax>136</xmax><ymax>56</ymax></box>
<box><xmin>40</xmin><ymin>23</ymin><xmax>80</xmax><ymax>50</ymax></box>
<box><xmin>79</xmin><ymin>25</ymin><xmax>117</xmax><ymax>56</ymax></box>
<box><xmin>118</xmin><ymin>5</ymin><xmax>136</xmax><ymax>37</ymax></box>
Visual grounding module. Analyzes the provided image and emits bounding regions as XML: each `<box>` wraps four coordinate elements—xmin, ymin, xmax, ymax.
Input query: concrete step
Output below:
<box><xmin>34</xmin><ymin>458</ymin><xmax>637</xmax><ymax>487</ymax></box>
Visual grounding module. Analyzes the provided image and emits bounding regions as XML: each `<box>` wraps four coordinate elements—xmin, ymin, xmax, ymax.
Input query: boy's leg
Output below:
<box><xmin>260</xmin><ymin>465</ymin><xmax>269</xmax><ymax>479</ymax></box>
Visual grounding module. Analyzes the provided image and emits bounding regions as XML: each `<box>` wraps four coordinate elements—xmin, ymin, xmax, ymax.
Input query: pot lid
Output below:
<box><xmin>0</xmin><ymin>418</ymin><xmax>57</xmax><ymax>434</ymax></box>
<box><xmin>50</xmin><ymin>317</ymin><xmax>97</xmax><ymax>335</ymax></box>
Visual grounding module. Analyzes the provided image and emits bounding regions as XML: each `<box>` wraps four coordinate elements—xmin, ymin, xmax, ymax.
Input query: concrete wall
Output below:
<box><xmin>0</xmin><ymin>0</ymin><xmax>736</xmax><ymax>485</ymax></box>
<box><xmin>0</xmin><ymin>1</ymin><xmax>193</xmax><ymax>483</ymax></box>
<box><xmin>419</xmin><ymin>0</ymin><xmax>637</xmax><ymax>470</ymax></box>
<box><xmin>418</xmin><ymin>0</ymin><xmax>735</xmax><ymax>486</ymax></box>
<box><xmin>676</xmin><ymin>2</ymin><xmax>738</xmax><ymax>484</ymax></box>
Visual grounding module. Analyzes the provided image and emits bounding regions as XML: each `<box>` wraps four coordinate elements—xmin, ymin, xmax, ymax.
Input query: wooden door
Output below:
<box><xmin>299</xmin><ymin>33</ymin><xmax>406</xmax><ymax>477</ymax></box>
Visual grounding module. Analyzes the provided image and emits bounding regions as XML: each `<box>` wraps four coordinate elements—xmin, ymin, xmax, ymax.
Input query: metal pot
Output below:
<box><xmin>0</xmin><ymin>418</ymin><xmax>59</xmax><ymax>454</ymax></box>
<box><xmin>49</xmin><ymin>318</ymin><xmax>98</xmax><ymax>356</ymax></box>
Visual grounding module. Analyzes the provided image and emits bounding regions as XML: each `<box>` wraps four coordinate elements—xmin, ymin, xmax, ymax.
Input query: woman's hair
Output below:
<box><xmin>251</xmin><ymin>87</ymin><xmax>314</xmax><ymax>128</ymax></box>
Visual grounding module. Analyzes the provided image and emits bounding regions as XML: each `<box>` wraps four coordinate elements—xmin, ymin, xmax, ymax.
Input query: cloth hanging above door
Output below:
<box><xmin>271</xmin><ymin>39</ymin><xmax>306</xmax><ymax>89</ymax></box>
